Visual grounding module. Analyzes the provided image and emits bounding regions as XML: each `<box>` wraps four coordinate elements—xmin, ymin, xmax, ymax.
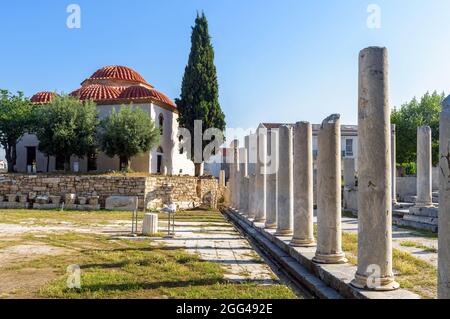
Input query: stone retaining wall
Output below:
<box><xmin>0</xmin><ymin>174</ymin><xmax>220</xmax><ymax>210</ymax></box>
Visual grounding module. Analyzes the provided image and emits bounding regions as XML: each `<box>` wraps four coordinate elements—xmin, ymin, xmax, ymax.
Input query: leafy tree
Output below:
<box><xmin>176</xmin><ymin>12</ymin><xmax>226</xmax><ymax>176</ymax></box>
<box><xmin>0</xmin><ymin>90</ymin><xmax>34</xmax><ymax>172</ymax></box>
<box><xmin>391</xmin><ymin>91</ymin><xmax>445</xmax><ymax>166</ymax></box>
<box><xmin>34</xmin><ymin>95</ymin><xmax>98</xmax><ymax>172</ymax></box>
<box><xmin>98</xmin><ymin>106</ymin><xmax>160</xmax><ymax>171</ymax></box>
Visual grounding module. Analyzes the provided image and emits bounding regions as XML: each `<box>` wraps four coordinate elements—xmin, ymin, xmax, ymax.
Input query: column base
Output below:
<box><xmin>274</xmin><ymin>229</ymin><xmax>293</xmax><ymax>236</ymax></box>
<box><xmin>254</xmin><ymin>218</ymin><xmax>266</xmax><ymax>223</ymax></box>
<box><xmin>312</xmin><ymin>252</ymin><xmax>348</xmax><ymax>264</ymax></box>
<box><xmin>350</xmin><ymin>272</ymin><xmax>400</xmax><ymax>291</ymax></box>
<box><xmin>264</xmin><ymin>222</ymin><xmax>277</xmax><ymax>229</ymax></box>
<box><xmin>290</xmin><ymin>238</ymin><xmax>316</xmax><ymax>247</ymax></box>
<box><xmin>414</xmin><ymin>202</ymin><xmax>435</xmax><ymax>208</ymax></box>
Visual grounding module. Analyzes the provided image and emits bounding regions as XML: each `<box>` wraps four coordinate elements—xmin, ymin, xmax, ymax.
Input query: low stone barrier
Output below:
<box><xmin>0</xmin><ymin>174</ymin><xmax>220</xmax><ymax>210</ymax></box>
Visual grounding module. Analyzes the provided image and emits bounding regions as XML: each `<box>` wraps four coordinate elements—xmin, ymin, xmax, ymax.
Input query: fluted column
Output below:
<box><xmin>313</xmin><ymin>114</ymin><xmax>347</xmax><ymax>264</ymax></box>
<box><xmin>351</xmin><ymin>47</ymin><xmax>398</xmax><ymax>290</ymax></box>
<box><xmin>275</xmin><ymin>125</ymin><xmax>293</xmax><ymax>236</ymax></box>
<box><xmin>291</xmin><ymin>122</ymin><xmax>316</xmax><ymax>247</ymax></box>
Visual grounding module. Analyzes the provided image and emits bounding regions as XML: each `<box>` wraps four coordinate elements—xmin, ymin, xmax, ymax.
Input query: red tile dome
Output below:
<box><xmin>87</xmin><ymin>66</ymin><xmax>151</xmax><ymax>86</ymax></box>
<box><xmin>76</xmin><ymin>84</ymin><xmax>120</xmax><ymax>101</ymax></box>
<box><xmin>119</xmin><ymin>86</ymin><xmax>176</xmax><ymax>107</ymax></box>
<box><xmin>31</xmin><ymin>91</ymin><xmax>57</xmax><ymax>104</ymax></box>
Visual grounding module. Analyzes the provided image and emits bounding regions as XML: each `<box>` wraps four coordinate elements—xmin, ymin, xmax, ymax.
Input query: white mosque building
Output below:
<box><xmin>17</xmin><ymin>65</ymin><xmax>195</xmax><ymax>175</ymax></box>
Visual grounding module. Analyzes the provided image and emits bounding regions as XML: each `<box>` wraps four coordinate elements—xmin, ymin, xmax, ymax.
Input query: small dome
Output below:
<box><xmin>87</xmin><ymin>66</ymin><xmax>150</xmax><ymax>85</ymax></box>
<box><xmin>76</xmin><ymin>84</ymin><xmax>120</xmax><ymax>101</ymax></box>
<box><xmin>119</xmin><ymin>86</ymin><xmax>176</xmax><ymax>107</ymax></box>
<box><xmin>31</xmin><ymin>92</ymin><xmax>57</xmax><ymax>104</ymax></box>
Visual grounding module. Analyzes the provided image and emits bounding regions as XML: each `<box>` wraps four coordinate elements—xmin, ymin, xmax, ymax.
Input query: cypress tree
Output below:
<box><xmin>176</xmin><ymin>12</ymin><xmax>226</xmax><ymax>176</ymax></box>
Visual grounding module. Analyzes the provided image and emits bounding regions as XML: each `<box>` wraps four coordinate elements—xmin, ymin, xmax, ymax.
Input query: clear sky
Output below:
<box><xmin>1</xmin><ymin>0</ymin><xmax>450</xmax><ymax>159</ymax></box>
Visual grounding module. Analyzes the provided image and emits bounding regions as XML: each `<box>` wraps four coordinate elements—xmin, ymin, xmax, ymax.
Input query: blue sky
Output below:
<box><xmin>1</xmin><ymin>0</ymin><xmax>450</xmax><ymax>158</ymax></box>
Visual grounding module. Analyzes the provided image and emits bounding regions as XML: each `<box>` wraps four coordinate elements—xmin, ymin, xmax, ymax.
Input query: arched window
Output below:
<box><xmin>158</xmin><ymin>113</ymin><xmax>164</xmax><ymax>134</ymax></box>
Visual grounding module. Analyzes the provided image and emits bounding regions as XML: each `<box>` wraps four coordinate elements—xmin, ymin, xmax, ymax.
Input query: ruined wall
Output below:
<box><xmin>0</xmin><ymin>174</ymin><xmax>219</xmax><ymax>210</ymax></box>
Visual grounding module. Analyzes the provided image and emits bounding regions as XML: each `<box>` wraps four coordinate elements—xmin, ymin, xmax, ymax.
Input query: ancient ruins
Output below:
<box><xmin>226</xmin><ymin>46</ymin><xmax>450</xmax><ymax>298</ymax></box>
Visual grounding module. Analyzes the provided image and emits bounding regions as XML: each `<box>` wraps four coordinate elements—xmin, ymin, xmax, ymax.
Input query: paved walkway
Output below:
<box><xmin>153</xmin><ymin>220</ymin><xmax>279</xmax><ymax>284</ymax></box>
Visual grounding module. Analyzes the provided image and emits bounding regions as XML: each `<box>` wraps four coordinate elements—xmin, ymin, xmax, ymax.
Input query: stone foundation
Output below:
<box><xmin>0</xmin><ymin>174</ymin><xmax>219</xmax><ymax>210</ymax></box>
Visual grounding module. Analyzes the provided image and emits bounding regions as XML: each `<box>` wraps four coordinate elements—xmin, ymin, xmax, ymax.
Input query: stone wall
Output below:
<box><xmin>0</xmin><ymin>174</ymin><xmax>219</xmax><ymax>210</ymax></box>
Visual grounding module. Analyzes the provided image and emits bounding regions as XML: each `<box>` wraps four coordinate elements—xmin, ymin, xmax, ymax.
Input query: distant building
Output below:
<box><xmin>16</xmin><ymin>66</ymin><xmax>195</xmax><ymax>175</ymax></box>
<box><xmin>259</xmin><ymin>123</ymin><xmax>358</xmax><ymax>169</ymax></box>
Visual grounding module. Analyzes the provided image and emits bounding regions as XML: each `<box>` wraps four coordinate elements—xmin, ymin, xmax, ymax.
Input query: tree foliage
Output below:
<box><xmin>391</xmin><ymin>91</ymin><xmax>445</xmax><ymax>166</ymax></box>
<box><xmin>33</xmin><ymin>95</ymin><xmax>98</xmax><ymax>171</ymax></box>
<box><xmin>98</xmin><ymin>106</ymin><xmax>160</xmax><ymax>171</ymax></box>
<box><xmin>176</xmin><ymin>12</ymin><xmax>226</xmax><ymax>175</ymax></box>
<box><xmin>0</xmin><ymin>90</ymin><xmax>34</xmax><ymax>172</ymax></box>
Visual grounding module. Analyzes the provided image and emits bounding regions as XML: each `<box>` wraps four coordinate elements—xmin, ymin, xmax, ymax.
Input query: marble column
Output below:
<box><xmin>391</xmin><ymin>124</ymin><xmax>398</xmax><ymax>205</ymax></box>
<box><xmin>313</xmin><ymin>114</ymin><xmax>347</xmax><ymax>264</ymax></box>
<box><xmin>343</xmin><ymin>158</ymin><xmax>356</xmax><ymax>188</ymax></box>
<box><xmin>351</xmin><ymin>46</ymin><xmax>399</xmax><ymax>290</ymax></box>
<box><xmin>265</xmin><ymin>129</ymin><xmax>278</xmax><ymax>229</ymax></box>
<box><xmin>219</xmin><ymin>170</ymin><xmax>226</xmax><ymax>187</ymax></box>
<box><xmin>275</xmin><ymin>125</ymin><xmax>293</xmax><ymax>236</ymax></box>
<box><xmin>291</xmin><ymin>122</ymin><xmax>316</xmax><ymax>247</ymax></box>
<box><xmin>232</xmin><ymin>139</ymin><xmax>240</xmax><ymax>209</ymax></box>
<box><xmin>239</xmin><ymin>148</ymin><xmax>249</xmax><ymax>215</ymax></box>
<box><xmin>438</xmin><ymin>95</ymin><xmax>450</xmax><ymax>299</ymax></box>
<box><xmin>255</xmin><ymin>130</ymin><xmax>267</xmax><ymax>223</ymax></box>
<box><xmin>415</xmin><ymin>126</ymin><xmax>433</xmax><ymax>208</ymax></box>
<box><xmin>248</xmin><ymin>173</ymin><xmax>257</xmax><ymax>219</ymax></box>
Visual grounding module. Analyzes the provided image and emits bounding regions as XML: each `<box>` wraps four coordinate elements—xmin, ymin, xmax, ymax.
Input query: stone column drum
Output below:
<box><xmin>239</xmin><ymin>147</ymin><xmax>249</xmax><ymax>215</ymax></box>
<box><xmin>415</xmin><ymin>126</ymin><xmax>433</xmax><ymax>208</ymax></box>
<box><xmin>254</xmin><ymin>130</ymin><xmax>267</xmax><ymax>223</ymax></box>
<box><xmin>275</xmin><ymin>125</ymin><xmax>293</xmax><ymax>236</ymax></box>
<box><xmin>291</xmin><ymin>122</ymin><xmax>316</xmax><ymax>247</ymax></box>
<box><xmin>391</xmin><ymin>124</ymin><xmax>398</xmax><ymax>205</ymax></box>
<box><xmin>351</xmin><ymin>47</ymin><xmax>399</xmax><ymax>290</ymax></box>
<box><xmin>438</xmin><ymin>95</ymin><xmax>450</xmax><ymax>299</ymax></box>
<box><xmin>265</xmin><ymin>129</ymin><xmax>278</xmax><ymax>229</ymax></box>
<box><xmin>313</xmin><ymin>115</ymin><xmax>347</xmax><ymax>264</ymax></box>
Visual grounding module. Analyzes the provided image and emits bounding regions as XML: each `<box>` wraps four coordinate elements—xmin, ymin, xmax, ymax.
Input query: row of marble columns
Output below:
<box><xmin>228</xmin><ymin>47</ymin><xmax>401</xmax><ymax>291</ymax></box>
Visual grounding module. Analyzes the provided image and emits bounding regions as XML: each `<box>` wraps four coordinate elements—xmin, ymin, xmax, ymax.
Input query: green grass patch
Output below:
<box><xmin>340</xmin><ymin>231</ymin><xmax>437</xmax><ymax>299</ymax></box>
<box><xmin>399</xmin><ymin>241</ymin><xmax>437</xmax><ymax>253</ymax></box>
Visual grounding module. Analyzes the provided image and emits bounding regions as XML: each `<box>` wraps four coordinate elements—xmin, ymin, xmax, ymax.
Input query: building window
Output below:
<box><xmin>178</xmin><ymin>135</ymin><xmax>184</xmax><ymax>154</ymax></box>
<box><xmin>156</xmin><ymin>146</ymin><xmax>163</xmax><ymax>174</ymax></box>
<box><xmin>87</xmin><ymin>152</ymin><xmax>97</xmax><ymax>171</ymax></box>
<box><xmin>345</xmin><ymin>139</ymin><xmax>353</xmax><ymax>157</ymax></box>
<box><xmin>158</xmin><ymin>113</ymin><xmax>164</xmax><ymax>135</ymax></box>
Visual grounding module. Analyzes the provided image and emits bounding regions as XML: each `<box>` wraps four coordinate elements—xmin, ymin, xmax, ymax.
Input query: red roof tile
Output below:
<box><xmin>76</xmin><ymin>84</ymin><xmax>121</xmax><ymax>101</ymax></box>
<box><xmin>86</xmin><ymin>66</ymin><xmax>151</xmax><ymax>86</ymax></box>
<box><xmin>30</xmin><ymin>91</ymin><xmax>57</xmax><ymax>104</ymax></box>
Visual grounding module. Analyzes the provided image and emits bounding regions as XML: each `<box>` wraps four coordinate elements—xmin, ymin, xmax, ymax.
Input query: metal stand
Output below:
<box><xmin>131</xmin><ymin>201</ymin><xmax>139</xmax><ymax>236</ymax></box>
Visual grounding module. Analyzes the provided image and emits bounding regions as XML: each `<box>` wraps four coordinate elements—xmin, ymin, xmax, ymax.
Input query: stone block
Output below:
<box><xmin>78</xmin><ymin>197</ymin><xmax>87</xmax><ymax>205</ymax></box>
<box><xmin>142</xmin><ymin>214</ymin><xmax>158</xmax><ymax>236</ymax></box>
<box><xmin>7</xmin><ymin>194</ymin><xmax>17</xmax><ymax>202</ymax></box>
<box><xmin>105</xmin><ymin>196</ymin><xmax>138</xmax><ymax>211</ymax></box>
<box><xmin>408</xmin><ymin>206</ymin><xmax>438</xmax><ymax>218</ymax></box>
<box><xmin>35</xmin><ymin>195</ymin><xmax>49</xmax><ymax>204</ymax></box>
<box><xmin>65</xmin><ymin>193</ymin><xmax>76</xmax><ymax>205</ymax></box>
<box><xmin>49</xmin><ymin>195</ymin><xmax>61</xmax><ymax>205</ymax></box>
